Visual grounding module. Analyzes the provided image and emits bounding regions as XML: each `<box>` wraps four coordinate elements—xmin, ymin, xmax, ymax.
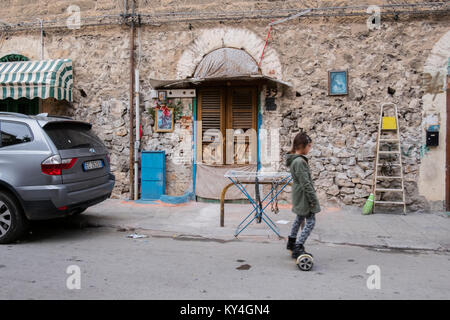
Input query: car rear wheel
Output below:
<box><xmin>0</xmin><ymin>192</ymin><xmax>28</xmax><ymax>244</ymax></box>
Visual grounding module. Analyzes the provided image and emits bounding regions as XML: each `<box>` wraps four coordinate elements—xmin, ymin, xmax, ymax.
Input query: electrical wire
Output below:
<box><xmin>0</xmin><ymin>2</ymin><xmax>448</xmax><ymax>32</ymax></box>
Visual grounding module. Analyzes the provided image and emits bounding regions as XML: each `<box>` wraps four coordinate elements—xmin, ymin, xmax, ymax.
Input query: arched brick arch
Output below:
<box><xmin>424</xmin><ymin>30</ymin><xmax>450</xmax><ymax>85</ymax></box>
<box><xmin>0</xmin><ymin>36</ymin><xmax>48</xmax><ymax>61</ymax></box>
<box><xmin>418</xmin><ymin>30</ymin><xmax>450</xmax><ymax>205</ymax></box>
<box><xmin>0</xmin><ymin>54</ymin><xmax>29</xmax><ymax>62</ymax></box>
<box><xmin>176</xmin><ymin>27</ymin><xmax>283</xmax><ymax>80</ymax></box>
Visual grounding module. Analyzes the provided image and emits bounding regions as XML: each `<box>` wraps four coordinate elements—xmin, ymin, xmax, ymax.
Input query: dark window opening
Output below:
<box><xmin>44</xmin><ymin>123</ymin><xmax>103</xmax><ymax>150</ymax></box>
<box><xmin>0</xmin><ymin>121</ymin><xmax>33</xmax><ymax>148</ymax></box>
<box><xmin>0</xmin><ymin>97</ymin><xmax>40</xmax><ymax>115</ymax></box>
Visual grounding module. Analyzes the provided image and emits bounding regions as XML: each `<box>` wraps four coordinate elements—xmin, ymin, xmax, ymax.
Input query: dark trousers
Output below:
<box><xmin>289</xmin><ymin>214</ymin><xmax>316</xmax><ymax>245</ymax></box>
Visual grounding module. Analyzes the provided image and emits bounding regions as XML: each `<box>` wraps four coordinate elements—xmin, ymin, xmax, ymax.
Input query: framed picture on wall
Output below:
<box><xmin>158</xmin><ymin>91</ymin><xmax>167</xmax><ymax>102</ymax></box>
<box><xmin>328</xmin><ymin>70</ymin><xmax>348</xmax><ymax>96</ymax></box>
<box><xmin>155</xmin><ymin>107</ymin><xmax>174</xmax><ymax>133</ymax></box>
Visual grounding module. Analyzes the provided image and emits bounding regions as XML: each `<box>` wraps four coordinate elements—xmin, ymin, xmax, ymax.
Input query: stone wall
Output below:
<box><xmin>1</xmin><ymin>0</ymin><xmax>433</xmax><ymax>24</ymax></box>
<box><xmin>140</xmin><ymin>97</ymin><xmax>194</xmax><ymax>197</ymax></box>
<box><xmin>0</xmin><ymin>1</ymin><xmax>449</xmax><ymax>210</ymax></box>
<box><xmin>263</xmin><ymin>19</ymin><xmax>450</xmax><ymax>210</ymax></box>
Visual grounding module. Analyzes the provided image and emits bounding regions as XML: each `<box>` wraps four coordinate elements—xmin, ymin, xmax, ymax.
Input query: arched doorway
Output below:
<box><xmin>150</xmin><ymin>29</ymin><xmax>290</xmax><ymax>200</ymax></box>
<box><xmin>194</xmin><ymin>48</ymin><xmax>264</xmax><ymax>200</ymax></box>
<box><xmin>196</xmin><ymin>48</ymin><xmax>259</xmax><ymax>166</ymax></box>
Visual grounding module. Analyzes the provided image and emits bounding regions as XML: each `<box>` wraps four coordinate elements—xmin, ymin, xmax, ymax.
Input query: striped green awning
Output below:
<box><xmin>0</xmin><ymin>59</ymin><xmax>73</xmax><ymax>102</ymax></box>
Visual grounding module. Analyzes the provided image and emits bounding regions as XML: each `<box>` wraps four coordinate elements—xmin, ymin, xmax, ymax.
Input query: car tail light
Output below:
<box><xmin>41</xmin><ymin>155</ymin><xmax>78</xmax><ymax>175</ymax></box>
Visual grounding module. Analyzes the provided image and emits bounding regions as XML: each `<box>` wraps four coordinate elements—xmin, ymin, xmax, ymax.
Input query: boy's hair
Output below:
<box><xmin>289</xmin><ymin>132</ymin><xmax>312</xmax><ymax>154</ymax></box>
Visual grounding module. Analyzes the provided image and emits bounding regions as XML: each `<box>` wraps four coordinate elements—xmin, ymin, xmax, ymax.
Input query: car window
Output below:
<box><xmin>0</xmin><ymin>121</ymin><xmax>34</xmax><ymax>148</ymax></box>
<box><xmin>44</xmin><ymin>122</ymin><xmax>104</xmax><ymax>150</ymax></box>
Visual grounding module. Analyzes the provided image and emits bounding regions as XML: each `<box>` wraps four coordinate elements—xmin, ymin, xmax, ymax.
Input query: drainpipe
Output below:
<box><xmin>128</xmin><ymin>1</ymin><xmax>135</xmax><ymax>200</ymax></box>
<box><xmin>36</xmin><ymin>18</ymin><xmax>44</xmax><ymax>59</ymax></box>
<box><xmin>192</xmin><ymin>98</ymin><xmax>197</xmax><ymax>197</ymax></box>
<box><xmin>134</xmin><ymin>68</ymin><xmax>140</xmax><ymax>200</ymax></box>
<box><xmin>446</xmin><ymin>72</ymin><xmax>450</xmax><ymax>211</ymax></box>
<box><xmin>37</xmin><ymin>18</ymin><xmax>44</xmax><ymax>113</ymax></box>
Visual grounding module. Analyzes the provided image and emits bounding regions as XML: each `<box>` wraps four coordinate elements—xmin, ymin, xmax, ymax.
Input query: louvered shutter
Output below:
<box><xmin>228</xmin><ymin>87</ymin><xmax>257</xmax><ymax>165</ymax></box>
<box><xmin>199</xmin><ymin>88</ymin><xmax>223</xmax><ymax>135</ymax></box>
<box><xmin>198</xmin><ymin>88</ymin><xmax>224</xmax><ymax>164</ymax></box>
<box><xmin>230</xmin><ymin>88</ymin><xmax>255</xmax><ymax>130</ymax></box>
<box><xmin>197</xmin><ymin>86</ymin><xmax>257</xmax><ymax>165</ymax></box>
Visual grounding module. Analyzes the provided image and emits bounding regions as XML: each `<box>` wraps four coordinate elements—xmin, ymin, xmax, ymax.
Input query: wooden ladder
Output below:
<box><xmin>373</xmin><ymin>103</ymin><xmax>406</xmax><ymax>214</ymax></box>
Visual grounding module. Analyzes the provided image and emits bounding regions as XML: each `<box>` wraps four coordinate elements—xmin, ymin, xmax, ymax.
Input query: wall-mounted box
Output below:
<box><xmin>426</xmin><ymin>130</ymin><xmax>439</xmax><ymax>147</ymax></box>
<box><xmin>265</xmin><ymin>97</ymin><xmax>276</xmax><ymax>111</ymax></box>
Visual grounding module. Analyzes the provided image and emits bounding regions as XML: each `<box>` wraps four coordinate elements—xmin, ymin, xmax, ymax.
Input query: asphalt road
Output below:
<box><xmin>0</xmin><ymin>218</ymin><xmax>449</xmax><ymax>300</ymax></box>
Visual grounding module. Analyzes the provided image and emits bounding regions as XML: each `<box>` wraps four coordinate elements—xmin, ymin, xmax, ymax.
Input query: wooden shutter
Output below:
<box><xmin>198</xmin><ymin>88</ymin><xmax>225</xmax><ymax>164</ymax></box>
<box><xmin>198</xmin><ymin>88</ymin><xmax>224</xmax><ymax>135</ymax></box>
<box><xmin>228</xmin><ymin>87</ymin><xmax>256</xmax><ymax>130</ymax></box>
<box><xmin>227</xmin><ymin>87</ymin><xmax>257</xmax><ymax>165</ymax></box>
<box><xmin>197</xmin><ymin>86</ymin><xmax>257</xmax><ymax>165</ymax></box>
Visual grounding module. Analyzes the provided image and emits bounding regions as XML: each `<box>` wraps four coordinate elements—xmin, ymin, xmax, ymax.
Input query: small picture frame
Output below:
<box><xmin>158</xmin><ymin>91</ymin><xmax>167</xmax><ymax>102</ymax></box>
<box><xmin>328</xmin><ymin>70</ymin><xmax>348</xmax><ymax>96</ymax></box>
<box><xmin>155</xmin><ymin>107</ymin><xmax>174</xmax><ymax>133</ymax></box>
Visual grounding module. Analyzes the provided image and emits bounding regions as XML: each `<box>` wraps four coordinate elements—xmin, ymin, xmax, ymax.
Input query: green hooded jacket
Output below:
<box><xmin>286</xmin><ymin>153</ymin><xmax>321</xmax><ymax>217</ymax></box>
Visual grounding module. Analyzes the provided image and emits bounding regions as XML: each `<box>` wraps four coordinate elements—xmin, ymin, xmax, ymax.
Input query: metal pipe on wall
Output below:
<box><xmin>446</xmin><ymin>74</ymin><xmax>450</xmax><ymax>211</ymax></box>
<box><xmin>37</xmin><ymin>18</ymin><xmax>44</xmax><ymax>113</ymax></box>
<box><xmin>36</xmin><ymin>18</ymin><xmax>44</xmax><ymax>59</ymax></box>
<box><xmin>128</xmin><ymin>0</ymin><xmax>135</xmax><ymax>200</ymax></box>
<box><xmin>134</xmin><ymin>68</ymin><xmax>140</xmax><ymax>200</ymax></box>
<box><xmin>192</xmin><ymin>98</ymin><xmax>197</xmax><ymax>197</ymax></box>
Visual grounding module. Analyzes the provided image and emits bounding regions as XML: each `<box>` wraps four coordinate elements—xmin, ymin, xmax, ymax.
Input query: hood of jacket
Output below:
<box><xmin>286</xmin><ymin>153</ymin><xmax>308</xmax><ymax>167</ymax></box>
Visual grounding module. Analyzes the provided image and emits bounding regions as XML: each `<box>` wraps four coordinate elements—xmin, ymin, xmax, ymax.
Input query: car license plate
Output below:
<box><xmin>83</xmin><ymin>160</ymin><xmax>104</xmax><ymax>171</ymax></box>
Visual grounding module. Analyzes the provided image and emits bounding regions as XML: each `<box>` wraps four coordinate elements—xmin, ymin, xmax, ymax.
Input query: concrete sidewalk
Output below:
<box><xmin>81</xmin><ymin>199</ymin><xmax>450</xmax><ymax>252</ymax></box>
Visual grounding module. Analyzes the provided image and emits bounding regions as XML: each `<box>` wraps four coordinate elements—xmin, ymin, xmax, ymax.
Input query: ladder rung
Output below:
<box><xmin>375</xmin><ymin>188</ymin><xmax>404</xmax><ymax>192</ymax></box>
<box><xmin>376</xmin><ymin>176</ymin><xmax>402</xmax><ymax>179</ymax></box>
<box><xmin>377</xmin><ymin>163</ymin><xmax>401</xmax><ymax>166</ymax></box>
<box><xmin>379</xmin><ymin>139</ymin><xmax>400</xmax><ymax>142</ymax></box>
<box><xmin>374</xmin><ymin>201</ymin><xmax>405</xmax><ymax>205</ymax></box>
<box><xmin>379</xmin><ymin>151</ymin><xmax>400</xmax><ymax>154</ymax></box>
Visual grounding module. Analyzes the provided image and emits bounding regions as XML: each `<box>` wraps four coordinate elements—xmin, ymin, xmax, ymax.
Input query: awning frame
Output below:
<box><xmin>149</xmin><ymin>75</ymin><xmax>292</xmax><ymax>90</ymax></box>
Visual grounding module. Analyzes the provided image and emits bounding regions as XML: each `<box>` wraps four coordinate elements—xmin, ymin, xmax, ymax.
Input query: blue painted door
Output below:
<box><xmin>141</xmin><ymin>151</ymin><xmax>165</xmax><ymax>200</ymax></box>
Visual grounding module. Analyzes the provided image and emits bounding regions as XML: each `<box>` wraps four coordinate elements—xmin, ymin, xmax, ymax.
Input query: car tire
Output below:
<box><xmin>0</xmin><ymin>191</ymin><xmax>28</xmax><ymax>244</ymax></box>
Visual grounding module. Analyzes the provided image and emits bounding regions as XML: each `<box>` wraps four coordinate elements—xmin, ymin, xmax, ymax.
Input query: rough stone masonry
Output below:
<box><xmin>0</xmin><ymin>0</ymin><xmax>448</xmax><ymax>211</ymax></box>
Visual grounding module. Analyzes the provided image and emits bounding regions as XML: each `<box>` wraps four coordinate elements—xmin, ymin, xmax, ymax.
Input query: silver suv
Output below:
<box><xmin>0</xmin><ymin>112</ymin><xmax>115</xmax><ymax>243</ymax></box>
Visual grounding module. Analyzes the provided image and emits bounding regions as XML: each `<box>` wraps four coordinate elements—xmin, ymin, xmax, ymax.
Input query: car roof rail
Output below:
<box><xmin>0</xmin><ymin>112</ymin><xmax>30</xmax><ymax>119</ymax></box>
<box><xmin>35</xmin><ymin>113</ymin><xmax>73</xmax><ymax>120</ymax></box>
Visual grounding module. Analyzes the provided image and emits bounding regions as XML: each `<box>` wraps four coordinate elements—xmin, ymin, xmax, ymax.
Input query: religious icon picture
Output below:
<box><xmin>158</xmin><ymin>90</ymin><xmax>167</xmax><ymax>102</ymax></box>
<box><xmin>155</xmin><ymin>106</ymin><xmax>174</xmax><ymax>133</ymax></box>
<box><xmin>328</xmin><ymin>70</ymin><xmax>348</xmax><ymax>96</ymax></box>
